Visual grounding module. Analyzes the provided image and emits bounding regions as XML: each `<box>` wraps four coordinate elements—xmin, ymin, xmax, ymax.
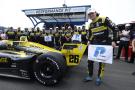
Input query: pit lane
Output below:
<box><xmin>0</xmin><ymin>55</ymin><xmax>135</xmax><ymax>90</ymax></box>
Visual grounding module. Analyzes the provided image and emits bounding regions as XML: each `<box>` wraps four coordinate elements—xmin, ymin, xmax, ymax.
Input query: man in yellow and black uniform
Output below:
<box><xmin>35</xmin><ymin>27</ymin><xmax>41</xmax><ymax>43</ymax></box>
<box><xmin>6</xmin><ymin>27</ymin><xmax>16</xmax><ymax>40</ymax></box>
<box><xmin>81</xmin><ymin>26</ymin><xmax>87</xmax><ymax>44</ymax></box>
<box><xmin>54</xmin><ymin>27</ymin><xmax>60</xmax><ymax>50</ymax></box>
<box><xmin>60</xmin><ymin>27</ymin><xmax>66</xmax><ymax>47</ymax></box>
<box><xmin>16</xmin><ymin>27</ymin><xmax>22</xmax><ymax>40</ymax></box>
<box><xmin>29</xmin><ymin>28</ymin><xmax>35</xmax><ymax>42</ymax></box>
<box><xmin>84</xmin><ymin>8</ymin><xmax>117</xmax><ymax>86</ymax></box>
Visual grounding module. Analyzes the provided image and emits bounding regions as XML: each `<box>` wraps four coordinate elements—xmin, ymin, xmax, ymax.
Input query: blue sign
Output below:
<box><xmin>94</xmin><ymin>47</ymin><xmax>106</xmax><ymax>57</ymax></box>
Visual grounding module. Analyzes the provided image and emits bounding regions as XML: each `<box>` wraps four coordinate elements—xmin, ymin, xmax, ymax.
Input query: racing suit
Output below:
<box><xmin>6</xmin><ymin>30</ymin><xmax>16</xmax><ymax>40</ymax></box>
<box><xmin>54</xmin><ymin>32</ymin><xmax>60</xmax><ymax>50</ymax></box>
<box><xmin>88</xmin><ymin>16</ymin><xmax>117</xmax><ymax>79</ymax></box>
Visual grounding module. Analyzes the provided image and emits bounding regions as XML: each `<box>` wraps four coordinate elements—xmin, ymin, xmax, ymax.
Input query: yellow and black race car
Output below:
<box><xmin>0</xmin><ymin>36</ymin><xmax>87</xmax><ymax>86</ymax></box>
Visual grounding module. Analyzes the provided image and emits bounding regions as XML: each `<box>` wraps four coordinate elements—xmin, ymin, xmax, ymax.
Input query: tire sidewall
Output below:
<box><xmin>33</xmin><ymin>54</ymin><xmax>61</xmax><ymax>86</ymax></box>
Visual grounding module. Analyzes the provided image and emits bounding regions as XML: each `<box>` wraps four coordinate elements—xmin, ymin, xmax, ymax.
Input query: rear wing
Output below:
<box><xmin>61</xmin><ymin>43</ymin><xmax>87</xmax><ymax>66</ymax></box>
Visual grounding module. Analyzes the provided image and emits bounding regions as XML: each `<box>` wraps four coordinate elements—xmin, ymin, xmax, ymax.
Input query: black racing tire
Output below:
<box><xmin>33</xmin><ymin>52</ymin><xmax>67</xmax><ymax>86</ymax></box>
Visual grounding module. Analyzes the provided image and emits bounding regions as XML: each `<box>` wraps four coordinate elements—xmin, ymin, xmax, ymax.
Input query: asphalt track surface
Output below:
<box><xmin>0</xmin><ymin>55</ymin><xmax>135</xmax><ymax>90</ymax></box>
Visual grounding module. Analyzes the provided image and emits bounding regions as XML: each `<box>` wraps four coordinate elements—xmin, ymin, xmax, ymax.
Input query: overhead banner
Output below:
<box><xmin>24</xmin><ymin>7</ymin><xmax>88</xmax><ymax>15</ymax></box>
<box><xmin>88</xmin><ymin>45</ymin><xmax>113</xmax><ymax>64</ymax></box>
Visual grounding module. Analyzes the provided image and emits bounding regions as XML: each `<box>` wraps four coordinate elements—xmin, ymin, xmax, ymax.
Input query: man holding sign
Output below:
<box><xmin>84</xmin><ymin>8</ymin><xmax>117</xmax><ymax>86</ymax></box>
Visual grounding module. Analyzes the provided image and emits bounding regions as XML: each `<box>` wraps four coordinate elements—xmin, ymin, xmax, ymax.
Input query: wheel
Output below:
<box><xmin>33</xmin><ymin>52</ymin><xmax>66</xmax><ymax>86</ymax></box>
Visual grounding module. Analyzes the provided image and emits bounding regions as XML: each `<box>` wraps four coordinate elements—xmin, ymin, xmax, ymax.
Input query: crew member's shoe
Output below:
<box><xmin>95</xmin><ymin>77</ymin><xmax>102</xmax><ymax>86</ymax></box>
<box><xmin>83</xmin><ymin>76</ymin><xmax>93</xmax><ymax>82</ymax></box>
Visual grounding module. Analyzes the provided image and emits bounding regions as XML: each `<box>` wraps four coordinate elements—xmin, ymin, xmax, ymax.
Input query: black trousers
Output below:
<box><xmin>88</xmin><ymin>60</ymin><xmax>105</xmax><ymax>78</ymax></box>
<box><xmin>116</xmin><ymin>41</ymin><xmax>129</xmax><ymax>60</ymax></box>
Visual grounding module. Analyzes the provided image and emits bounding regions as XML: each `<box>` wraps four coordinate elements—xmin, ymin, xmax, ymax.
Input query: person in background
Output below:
<box><xmin>128</xmin><ymin>27</ymin><xmax>135</xmax><ymax>63</ymax></box>
<box><xmin>74</xmin><ymin>25</ymin><xmax>78</xmax><ymax>34</ymax></box>
<box><xmin>6</xmin><ymin>27</ymin><xmax>16</xmax><ymax>40</ymax></box>
<box><xmin>65</xmin><ymin>27</ymin><xmax>72</xmax><ymax>43</ymax></box>
<box><xmin>0</xmin><ymin>31</ymin><xmax>7</xmax><ymax>40</ymax></box>
<box><xmin>54</xmin><ymin>27</ymin><xmax>61</xmax><ymax>50</ymax></box>
<box><xmin>78</xmin><ymin>27</ymin><xmax>82</xmax><ymax>34</ymax></box>
<box><xmin>35</xmin><ymin>27</ymin><xmax>41</xmax><ymax>43</ymax></box>
<box><xmin>60</xmin><ymin>27</ymin><xmax>66</xmax><ymax>47</ymax></box>
<box><xmin>73</xmin><ymin>25</ymin><xmax>77</xmax><ymax>32</ymax></box>
<box><xmin>84</xmin><ymin>8</ymin><xmax>117</xmax><ymax>86</ymax></box>
<box><xmin>40</xmin><ymin>29</ymin><xmax>46</xmax><ymax>45</ymax></box>
<box><xmin>116</xmin><ymin>24</ymin><xmax>131</xmax><ymax>62</ymax></box>
<box><xmin>23</xmin><ymin>28</ymin><xmax>30</xmax><ymax>36</ymax></box>
<box><xmin>29</xmin><ymin>28</ymin><xmax>35</xmax><ymax>42</ymax></box>
<box><xmin>44</xmin><ymin>28</ymin><xmax>54</xmax><ymax>47</ymax></box>
<box><xmin>50</xmin><ymin>28</ymin><xmax>54</xmax><ymax>47</ymax></box>
<box><xmin>72</xmin><ymin>27</ymin><xmax>82</xmax><ymax>43</ymax></box>
<box><xmin>16</xmin><ymin>27</ymin><xmax>22</xmax><ymax>40</ymax></box>
<box><xmin>81</xmin><ymin>26</ymin><xmax>87</xmax><ymax>44</ymax></box>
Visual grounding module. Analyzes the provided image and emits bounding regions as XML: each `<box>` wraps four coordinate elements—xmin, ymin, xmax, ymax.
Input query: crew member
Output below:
<box><xmin>16</xmin><ymin>27</ymin><xmax>22</xmax><ymax>40</ymax></box>
<box><xmin>60</xmin><ymin>27</ymin><xmax>66</xmax><ymax>47</ymax></box>
<box><xmin>54</xmin><ymin>27</ymin><xmax>60</xmax><ymax>50</ymax></box>
<box><xmin>81</xmin><ymin>26</ymin><xmax>87</xmax><ymax>44</ymax></box>
<box><xmin>35</xmin><ymin>27</ymin><xmax>41</xmax><ymax>43</ymax></box>
<box><xmin>29</xmin><ymin>28</ymin><xmax>35</xmax><ymax>42</ymax></box>
<box><xmin>6</xmin><ymin>27</ymin><xmax>16</xmax><ymax>40</ymax></box>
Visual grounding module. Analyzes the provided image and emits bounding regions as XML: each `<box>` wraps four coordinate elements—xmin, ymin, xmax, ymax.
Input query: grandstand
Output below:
<box><xmin>22</xmin><ymin>5</ymin><xmax>91</xmax><ymax>29</ymax></box>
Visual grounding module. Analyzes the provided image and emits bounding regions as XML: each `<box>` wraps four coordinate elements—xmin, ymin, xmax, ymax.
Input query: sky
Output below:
<box><xmin>0</xmin><ymin>0</ymin><xmax>135</xmax><ymax>29</ymax></box>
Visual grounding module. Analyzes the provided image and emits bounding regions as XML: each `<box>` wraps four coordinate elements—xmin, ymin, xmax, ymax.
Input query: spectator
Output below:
<box><xmin>116</xmin><ymin>24</ymin><xmax>131</xmax><ymax>62</ymax></box>
<box><xmin>128</xmin><ymin>27</ymin><xmax>135</xmax><ymax>63</ymax></box>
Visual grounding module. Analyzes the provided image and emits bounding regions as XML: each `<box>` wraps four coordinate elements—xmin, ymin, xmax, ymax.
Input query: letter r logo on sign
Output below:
<box><xmin>94</xmin><ymin>47</ymin><xmax>106</xmax><ymax>57</ymax></box>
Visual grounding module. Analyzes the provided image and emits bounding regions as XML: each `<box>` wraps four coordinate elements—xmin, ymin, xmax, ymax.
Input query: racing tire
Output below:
<box><xmin>33</xmin><ymin>52</ymin><xmax>67</xmax><ymax>86</ymax></box>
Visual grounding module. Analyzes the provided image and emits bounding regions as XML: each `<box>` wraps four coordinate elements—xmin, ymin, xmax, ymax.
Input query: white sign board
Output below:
<box><xmin>44</xmin><ymin>36</ymin><xmax>52</xmax><ymax>42</ymax></box>
<box><xmin>72</xmin><ymin>34</ymin><xmax>82</xmax><ymax>42</ymax></box>
<box><xmin>88</xmin><ymin>45</ymin><xmax>113</xmax><ymax>64</ymax></box>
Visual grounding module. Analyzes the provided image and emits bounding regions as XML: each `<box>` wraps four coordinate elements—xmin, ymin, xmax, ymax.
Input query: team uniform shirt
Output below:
<box><xmin>6</xmin><ymin>30</ymin><xmax>16</xmax><ymax>40</ymax></box>
<box><xmin>65</xmin><ymin>32</ymin><xmax>72</xmax><ymax>43</ymax></box>
<box><xmin>89</xmin><ymin>16</ymin><xmax>117</xmax><ymax>44</ymax></box>
<box><xmin>29</xmin><ymin>31</ymin><xmax>35</xmax><ymax>42</ymax></box>
<box><xmin>35</xmin><ymin>32</ymin><xmax>41</xmax><ymax>43</ymax></box>
<box><xmin>54</xmin><ymin>32</ymin><xmax>60</xmax><ymax>46</ymax></box>
<box><xmin>81</xmin><ymin>31</ymin><xmax>87</xmax><ymax>44</ymax></box>
<box><xmin>16</xmin><ymin>31</ymin><xmax>22</xmax><ymax>40</ymax></box>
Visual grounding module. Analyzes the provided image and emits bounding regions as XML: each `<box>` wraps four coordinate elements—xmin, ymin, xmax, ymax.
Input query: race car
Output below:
<box><xmin>0</xmin><ymin>36</ymin><xmax>87</xmax><ymax>86</ymax></box>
